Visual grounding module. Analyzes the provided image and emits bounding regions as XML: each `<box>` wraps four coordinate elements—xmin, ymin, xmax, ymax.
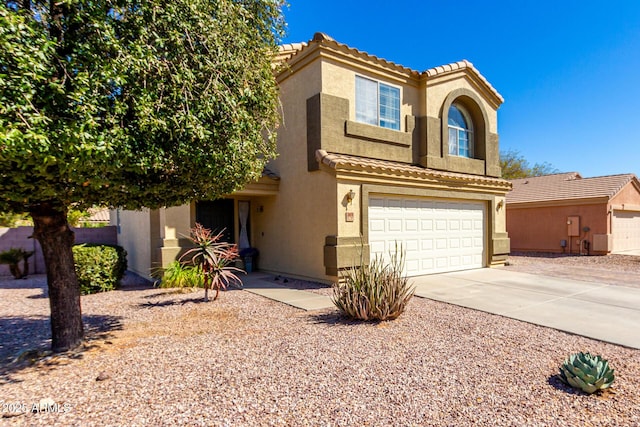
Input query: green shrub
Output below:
<box><xmin>153</xmin><ymin>260</ymin><xmax>204</xmax><ymax>290</ymax></box>
<box><xmin>73</xmin><ymin>244</ymin><xmax>127</xmax><ymax>295</ymax></box>
<box><xmin>559</xmin><ymin>352</ymin><xmax>615</xmax><ymax>394</ymax></box>
<box><xmin>332</xmin><ymin>245</ymin><xmax>414</xmax><ymax>321</ymax></box>
<box><xmin>0</xmin><ymin>212</ymin><xmax>31</xmax><ymax>227</ymax></box>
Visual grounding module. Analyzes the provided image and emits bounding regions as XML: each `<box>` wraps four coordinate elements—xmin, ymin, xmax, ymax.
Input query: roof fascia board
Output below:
<box><xmin>424</xmin><ymin>69</ymin><xmax>503</xmax><ymax>109</ymax></box>
<box><xmin>333</xmin><ymin>169</ymin><xmax>511</xmax><ymax>195</ymax></box>
<box><xmin>317</xmin><ymin>43</ymin><xmax>419</xmax><ymax>86</ymax></box>
<box><xmin>279</xmin><ymin>40</ymin><xmax>420</xmax><ymax>86</ymax></box>
<box><xmin>275</xmin><ymin>44</ymin><xmax>320</xmax><ymax>83</ymax></box>
<box><xmin>317</xmin><ymin>153</ymin><xmax>511</xmax><ymax>192</ymax></box>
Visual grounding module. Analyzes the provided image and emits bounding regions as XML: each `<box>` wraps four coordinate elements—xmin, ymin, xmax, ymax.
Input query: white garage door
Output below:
<box><xmin>613</xmin><ymin>211</ymin><xmax>640</xmax><ymax>253</ymax></box>
<box><xmin>368</xmin><ymin>196</ymin><xmax>485</xmax><ymax>276</ymax></box>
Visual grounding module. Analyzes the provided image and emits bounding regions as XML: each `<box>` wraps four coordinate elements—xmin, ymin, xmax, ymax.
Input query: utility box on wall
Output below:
<box><xmin>567</xmin><ymin>216</ymin><xmax>580</xmax><ymax>237</ymax></box>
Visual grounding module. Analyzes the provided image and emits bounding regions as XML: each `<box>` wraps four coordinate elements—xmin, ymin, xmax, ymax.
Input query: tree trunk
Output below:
<box><xmin>31</xmin><ymin>204</ymin><xmax>83</xmax><ymax>352</ymax></box>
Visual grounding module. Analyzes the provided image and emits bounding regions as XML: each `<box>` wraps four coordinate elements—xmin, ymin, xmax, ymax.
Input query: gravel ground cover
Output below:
<box><xmin>504</xmin><ymin>252</ymin><xmax>640</xmax><ymax>288</ymax></box>
<box><xmin>1</xmin><ymin>256</ymin><xmax>640</xmax><ymax>426</ymax></box>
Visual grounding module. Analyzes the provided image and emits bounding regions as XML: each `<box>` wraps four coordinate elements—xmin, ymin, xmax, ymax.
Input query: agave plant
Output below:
<box><xmin>332</xmin><ymin>244</ymin><xmax>414</xmax><ymax>321</ymax></box>
<box><xmin>559</xmin><ymin>352</ymin><xmax>615</xmax><ymax>394</ymax></box>
<box><xmin>180</xmin><ymin>223</ymin><xmax>244</xmax><ymax>301</ymax></box>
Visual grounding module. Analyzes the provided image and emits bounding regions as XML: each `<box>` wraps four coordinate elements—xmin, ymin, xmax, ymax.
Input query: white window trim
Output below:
<box><xmin>448</xmin><ymin>104</ymin><xmax>474</xmax><ymax>158</ymax></box>
<box><xmin>355</xmin><ymin>75</ymin><xmax>401</xmax><ymax>131</ymax></box>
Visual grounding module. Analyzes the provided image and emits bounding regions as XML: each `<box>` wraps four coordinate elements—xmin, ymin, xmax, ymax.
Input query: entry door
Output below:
<box><xmin>196</xmin><ymin>199</ymin><xmax>235</xmax><ymax>243</ymax></box>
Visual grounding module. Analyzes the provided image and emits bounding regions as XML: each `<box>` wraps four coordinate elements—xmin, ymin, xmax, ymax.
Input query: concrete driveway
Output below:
<box><xmin>411</xmin><ymin>268</ymin><xmax>640</xmax><ymax>349</ymax></box>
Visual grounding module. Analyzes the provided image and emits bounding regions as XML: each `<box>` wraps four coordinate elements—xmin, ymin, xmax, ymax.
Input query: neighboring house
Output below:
<box><xmin>507</xmin><ymin>172</ymin><xmax>640</xmax><ymax>255</ymax></box>
<box><xmin>85</xmin><ymin>207</ymin><xmax>110</xmax><ymax>226</ymax></box>
<box><xmin>113</xmin><ymin>32</ymin><xmax>511</xmax><ymax>283</ymax></box>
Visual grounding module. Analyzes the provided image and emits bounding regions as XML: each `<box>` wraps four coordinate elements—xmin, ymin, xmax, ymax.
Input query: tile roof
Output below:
<box><xmin>507</xmin><ymin>173</ymin><xmax>638</xmax><ymax>204</ymax></box>
<box><xmin>276</xmin><ymin>42</ymin><xmax>307</xmax><ymax>64</ymax></box>
<box><xmin>424</xmin><ymin>60</ymin><xmax>504</xmax><ymax>104</ymax></box>
<box><xmin>87</xmin><ymin>208</ymin><xmax>110</xmax><ymax>223</ymax></box>
<box><xmin>262</xmin><ymin>167</ymin><xmax>280</xmax><ymax>181</ymax></box>
<box><xmin>279</xmin><ymin>33</ymin><xmax>503</xmax><ymax>103</ymax></box>
<box><xmin>316</xmin><ymin>150</ymin><xmax>511</xmax><ymax>188</ymax></box>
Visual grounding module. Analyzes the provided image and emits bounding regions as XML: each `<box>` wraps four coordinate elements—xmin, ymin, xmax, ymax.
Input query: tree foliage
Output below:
<box><xmin>1</xmin><ymin>0</ymin><xmax>284</xmax><ymax>212</ymax></box>
<box><xmin>500</xmin><ymin>149</ymin><xmax>559</xmax><ymax>180</ymax></box>
<box><xmin>0</xmin><ymin>0</ymin><xmax>285</xmax><ymax>351</ymax></box>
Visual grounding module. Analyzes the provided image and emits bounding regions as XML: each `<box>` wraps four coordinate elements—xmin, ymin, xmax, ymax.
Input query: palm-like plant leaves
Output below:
<box><xmin>180</xmin><ymin>223</ymin><xmax>245</xmax><ymax>301</ymax></box>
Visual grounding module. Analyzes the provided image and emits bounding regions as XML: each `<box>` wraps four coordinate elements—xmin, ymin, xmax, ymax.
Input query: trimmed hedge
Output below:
<box><xmin>73</xmin><ymin>244</ymin><xmax>127</xmax><ymax>295</ymax></box>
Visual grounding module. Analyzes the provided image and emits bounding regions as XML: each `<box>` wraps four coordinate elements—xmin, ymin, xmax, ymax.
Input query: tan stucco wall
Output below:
<box><xmin>610</xmin><ymin>182</ymin><xmax>640</xmax><ymax>213</ymax></box>
<box><xmin>119</xmin><ymin>39</ymin><xmax>510</xmax><ymax>283</ymax></box>
<box><xmin>426</xmin><ymin>75</ymin><xmax>498</xmax><ymax>133</ymax></box>
<box><xmin>163</xmin><ymin>205</ymin><xmax>192</xmax><ymax>241</ymax></box>
<box><xmin>255</xmin><ymin>57</ymin><xmax>337</xmax><ymax>282</ymax></box>
<box><xmin>113</xmin><ymin>208</ymin><xmax>152</xmax><ymax>277</ymax></box>
<box><xmin>321</xmin><ymin>60</ymin><xmax>420</xmax><ymax>124</ymax></box>
<box><xmin>506</xmin><ymin>203</ymin><xmax>609</xmax><ymax>254</ymax></box>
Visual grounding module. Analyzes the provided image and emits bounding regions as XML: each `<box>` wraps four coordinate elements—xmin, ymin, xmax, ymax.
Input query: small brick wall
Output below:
<box><xmin>0</xmin><ymin>226</ymin><xmax>117</xmax><ymax>276</ymax></box>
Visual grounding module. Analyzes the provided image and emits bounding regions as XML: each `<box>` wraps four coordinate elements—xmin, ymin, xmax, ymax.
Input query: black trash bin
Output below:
<box><xmin>240</xmin><ymin>248</ymin><xmax>259</xmax><ymax>273</ymax></box>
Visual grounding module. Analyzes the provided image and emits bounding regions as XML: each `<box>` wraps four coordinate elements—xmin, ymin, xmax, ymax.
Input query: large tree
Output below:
<box><xmin>0</xmin><ymin>0</ymin><xmax>284</xmax><ymax>352</ymax></box>
<box><xmin>500</xmin><ymin>149</ymin><xmax>559</xmax><ymax>179</ymax></box>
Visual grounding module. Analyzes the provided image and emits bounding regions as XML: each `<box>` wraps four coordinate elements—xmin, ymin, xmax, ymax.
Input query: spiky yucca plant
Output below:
<box><xmin>332</xmin><ymin>245</ymin><xmax>414</xmax><ymax>321</ymax></box>
<box><xmin>559</xmin><ymin>352</ymin><xmax>615</xmax><ymax>394</ymax></box>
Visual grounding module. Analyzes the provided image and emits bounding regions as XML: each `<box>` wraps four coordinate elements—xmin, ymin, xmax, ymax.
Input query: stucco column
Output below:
<box><xmin>157</xmin><ymin>204</ymin><xmax>193</xmax><ymax>269</ymax></box>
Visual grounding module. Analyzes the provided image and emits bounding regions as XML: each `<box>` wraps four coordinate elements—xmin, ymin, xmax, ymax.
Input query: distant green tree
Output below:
<box><xmin>0</xmin><ymin>0</ymin><xmax>284</xmax><ymax>352</ymax></box>
<box><xmin>500</xmin><ymin>149</ymin><xmax>559</xmax><ymax>179</ymax></box>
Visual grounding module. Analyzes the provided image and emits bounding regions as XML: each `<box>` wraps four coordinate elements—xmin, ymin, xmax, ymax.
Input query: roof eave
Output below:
<box><xmin>316</xmin><ymin>150</ymin><xmax>512</xmax><ymax>191</ymax></box>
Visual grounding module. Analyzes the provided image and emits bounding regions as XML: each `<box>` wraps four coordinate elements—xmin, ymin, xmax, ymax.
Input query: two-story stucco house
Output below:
<box><xmin>114</xmin><ymin>33</ymin><xmax>511</xmax><ymax>283</ymax></box>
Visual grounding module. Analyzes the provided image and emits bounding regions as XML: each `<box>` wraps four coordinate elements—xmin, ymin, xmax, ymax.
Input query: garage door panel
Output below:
<box><xmin>421</xmin><ymin>239</ymin><xmax>433</xmax><ymax>250</ymax></box>
<box><xmin>369</xmin><ymin>198</ymin><xmax>385</xmax><ymax>209</ymax></box>
<box><xmin>369</xmin><ymin>219</ymin><xmax>385</xmax><ymax>233</ymax></box>
<box><xmin>369</xmin><ymin>240</ymin><xmax>385</xmax><ymax>254</ymax></box>
<box><xmin>388</xmin><ymin>219</ymin><xmax>402</xmax><ymax>232</ymax></box>
<box><xmin>421</xmin><ymin>219</ymin><xmax>433</xmax><ymax>231</ymax></box>
<box><xmin>388</xmin><ymin>198</ymin><xmax>403</xmax><ymax>209</ymax></box>
<box><xmin>405</xmin><ymin>239</ymin><xmax>419</xmax><ymax>251</ymax></box>
<box><xmin>405</xmin><ymin>219</ymin><xmax>418</xmax><ymax>231</ymax></box>
<box><xmin>369</xmin><ymin>196</ymin><xmax>485</xmax><ymax>276</ymax></box>
<box><xmin>406</xmin><ymin>259</ymin><xmax>420</xmax><ymax>273</ymax></box>
<box><xmin>613</xmin><ymin>211</ymin><xmax>640</xmax><ymax>252</ymax></box>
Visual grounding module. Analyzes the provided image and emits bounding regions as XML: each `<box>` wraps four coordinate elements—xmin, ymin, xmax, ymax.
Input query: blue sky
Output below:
<box><xmin>282</xmin><ymin>1</ymin><xmax>640</xmax><ymax>178</ymax></box>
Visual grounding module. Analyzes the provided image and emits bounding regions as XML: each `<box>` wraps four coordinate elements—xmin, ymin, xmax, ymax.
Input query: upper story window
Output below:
<box><xmin>448</xmin><ymin>104</ymin><xmax>473</xmax><ymax>158</ymax></box>
<box><xmin>355</xmin><ymin>76</ymin><xmax>400</xmax><ymax>130</ymax></box>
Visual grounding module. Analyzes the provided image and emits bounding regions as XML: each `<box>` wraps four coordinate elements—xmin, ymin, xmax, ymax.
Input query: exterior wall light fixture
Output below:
<box><xmin>346</xmin><ymin>189</ymin><xmax>356</xmax><ymax>204</ymax></box>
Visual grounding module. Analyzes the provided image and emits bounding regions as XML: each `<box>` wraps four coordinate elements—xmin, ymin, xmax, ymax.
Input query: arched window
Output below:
<box><xmin>448</xmin><ymin>104</ymin><xmax>473</xmax><ymax>158</ymax></box>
